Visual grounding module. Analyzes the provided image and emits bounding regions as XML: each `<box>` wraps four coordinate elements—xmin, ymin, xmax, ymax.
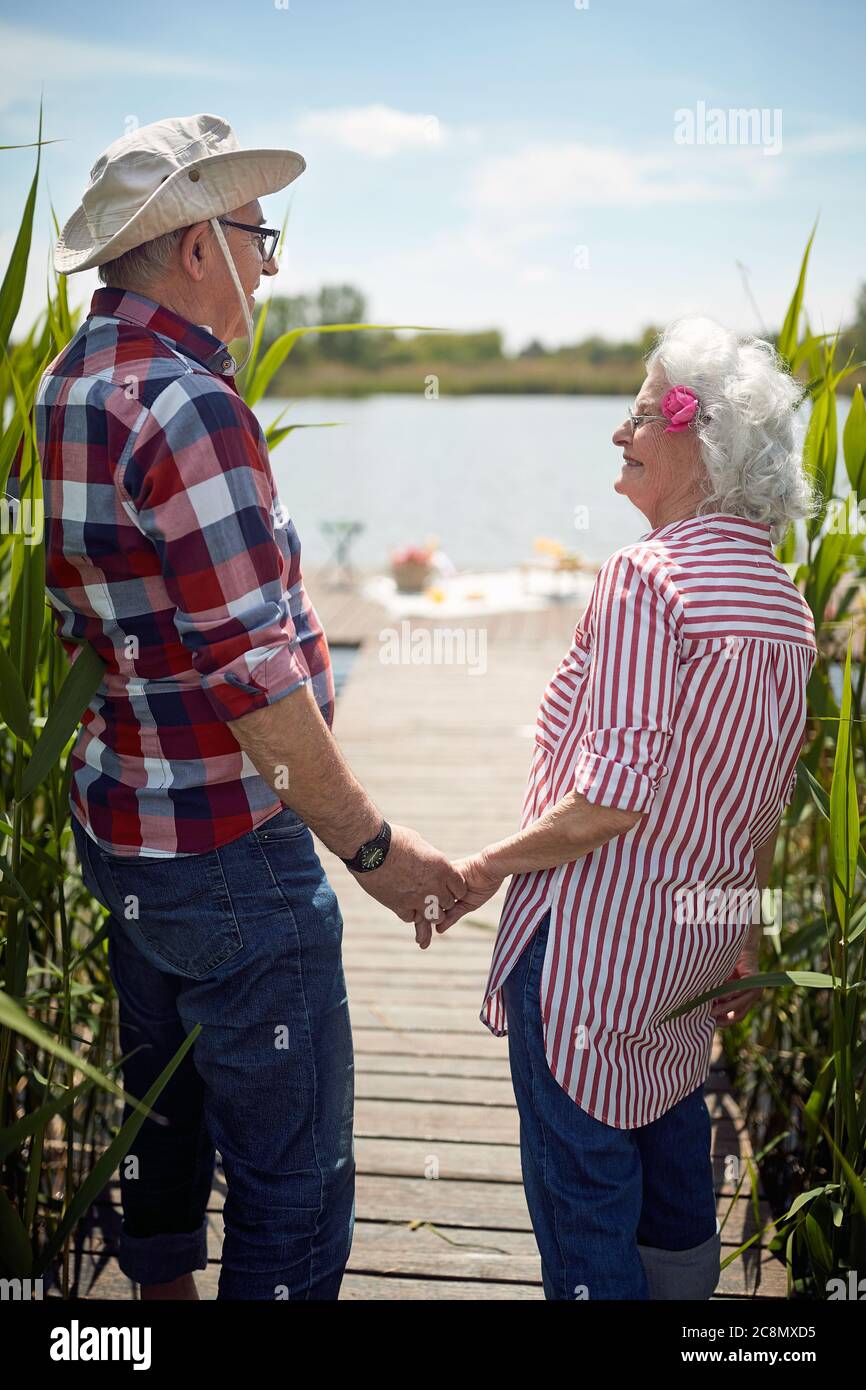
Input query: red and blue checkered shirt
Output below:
<box><xmin>32</xmin><ymin>287</ymin><xmax>333</xmax><ymax>858</ymax></box>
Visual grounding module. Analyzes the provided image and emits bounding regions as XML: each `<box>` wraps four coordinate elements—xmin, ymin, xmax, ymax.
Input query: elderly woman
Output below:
<box><xmin>440</xmin><ymin>317</ymin><xmax>817</xmax><ymax>1301</ymax></box>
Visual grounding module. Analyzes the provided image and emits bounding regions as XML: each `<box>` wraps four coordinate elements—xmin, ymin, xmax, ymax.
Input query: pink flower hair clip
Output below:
<box><xmin>660</xmin><ymin>384</ymin><xmax>701</xmax><ymax>433</ymax></box>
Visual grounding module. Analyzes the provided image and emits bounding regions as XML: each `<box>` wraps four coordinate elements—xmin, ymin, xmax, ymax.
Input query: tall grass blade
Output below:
<box><xmin>0</xmin><ymin>107</ymin><xmax>44</xmax><ymax>353</ymax></box>
<box><xmin>20</xmin><ymin>643</ymin><xmax>105</xmax><ymax>800</ymax></box>
<box><xmin>33</xmin><ymin>1023</ymin><xmax>201</xmax><ymax>1276</ymax></box>
<box><xmin>777</xmin><ymin>220</ymin><xmax>817</xmax><ymax>366</ymax></box>
<box><xmin>829</xmin><ymin>639</ymin><xmax>860</xmax><ymax>931</ymax></box>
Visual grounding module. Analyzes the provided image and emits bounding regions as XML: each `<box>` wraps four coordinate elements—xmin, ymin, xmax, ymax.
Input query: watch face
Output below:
<box><xmin>360</xmin><ymin>845</ymin><xmax>385</xmax><ymax>870</ymax></box>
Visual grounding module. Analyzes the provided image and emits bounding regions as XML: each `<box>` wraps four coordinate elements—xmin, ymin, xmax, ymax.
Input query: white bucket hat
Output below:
<box><xmin>54</xmin><ymin>113</ymin><xmax>305</xmax><ymax>274</ymax></box>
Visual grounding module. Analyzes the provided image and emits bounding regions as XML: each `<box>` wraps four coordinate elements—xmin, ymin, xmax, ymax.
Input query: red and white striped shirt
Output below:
<box><xmin>481</xmin><ymin>513</ymin><xmax>817</xmax><ymax>1129</ymax></box>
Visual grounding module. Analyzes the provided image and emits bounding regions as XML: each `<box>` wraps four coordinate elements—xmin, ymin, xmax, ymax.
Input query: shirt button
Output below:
<box><xmin>188</xmin><ymin>168</ymin><xmax>200</xmax><ymax>182</ymax></box>
<box><xmin>221</xmin><ymin>357</ymin><xmax>234</xmax><ymax>372</ymax></box>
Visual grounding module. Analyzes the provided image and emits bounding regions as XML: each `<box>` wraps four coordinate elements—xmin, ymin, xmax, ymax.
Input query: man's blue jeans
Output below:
<box><xmin>502</xmin><ymin>909</ymin><xmax>720</xmax><ymax>1300</ymax></box>
<box><xmin>72</xmin><ymin>805</ymin><xmax>355</xmax><ymax>1300</ymax></box>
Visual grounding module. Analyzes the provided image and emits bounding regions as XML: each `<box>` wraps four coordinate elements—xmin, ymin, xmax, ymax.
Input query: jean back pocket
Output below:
<box><xmin>102</xmin><ymin>848</ymin><xmax>244</xmax><ymax>979</ymax></box>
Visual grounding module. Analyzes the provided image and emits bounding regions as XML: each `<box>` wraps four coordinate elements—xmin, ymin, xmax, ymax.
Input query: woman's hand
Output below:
<box><xmin>432</xmin><ymin>851</ymin><xmax>504</xmax><ymax>934</ymax></box>
<box><xmin>710</xmin><ymin>937</ymin><xmax>762</xmax><ymax>1027</ymax></box>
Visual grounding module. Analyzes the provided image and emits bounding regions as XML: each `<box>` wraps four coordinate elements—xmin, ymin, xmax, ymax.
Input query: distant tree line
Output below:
<box><xmin>256</xmin><ymin>281</ymin><xmax>866</xmax><ymax>394</ymax></box>
<box><xmin>259</xmin><ymin>284</ymin><xmax>507</xmax><ymax>367</ymax></box>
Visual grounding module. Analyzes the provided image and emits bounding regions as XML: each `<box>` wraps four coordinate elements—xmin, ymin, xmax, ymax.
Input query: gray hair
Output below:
<box><xmin>646</xmin><ymin>316</ymin><xmax>817</xmax><ymax>543</ymax></box>
<box><xmin>97</xmin><ymin>226</ymin><xmax>188</xmax><ymax>291</ymax></box>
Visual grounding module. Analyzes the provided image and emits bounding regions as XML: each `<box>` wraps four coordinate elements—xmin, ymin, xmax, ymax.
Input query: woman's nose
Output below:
<box><xmin>612</xmin><ymin>419</ymin><xmax>631</xmax><ymax>447</ymax></box>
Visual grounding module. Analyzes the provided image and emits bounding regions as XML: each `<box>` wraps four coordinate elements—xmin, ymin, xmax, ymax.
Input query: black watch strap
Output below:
<box><xmin>342</xmin><ymin>820</ymin><xmax>392</xmax><ymax>873</ymax></box>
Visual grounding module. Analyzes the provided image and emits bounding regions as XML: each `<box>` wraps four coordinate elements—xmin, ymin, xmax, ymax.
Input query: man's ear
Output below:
<box><xmin>178</xmin><ymin>221</ymin><xmax>211</xmax><ymax>282</ymax></box>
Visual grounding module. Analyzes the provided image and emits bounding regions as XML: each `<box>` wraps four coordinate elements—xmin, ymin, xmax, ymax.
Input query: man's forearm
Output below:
<box><xmin>230</xmin><ymin>681</ymin><xmax>382</xmax><ymax>859</ymax></box>
<box><xmin>483</xmin><ymin>791</ymin><xmax>640</xmax><ymax>877</ymax></box>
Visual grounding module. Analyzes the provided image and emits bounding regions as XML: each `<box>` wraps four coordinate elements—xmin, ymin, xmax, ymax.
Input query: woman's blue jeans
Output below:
<box><xmin>502</xmin><ymin>909</ymin><xmax>720</xmax><ymax>1300</ymax></box>
<box><xmin>72</xmin><ymin>805</ymin><xmax>355</xmax><ymax>1300</ymax></box>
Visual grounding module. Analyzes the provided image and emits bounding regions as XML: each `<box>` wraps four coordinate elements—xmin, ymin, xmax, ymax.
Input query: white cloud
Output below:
<box><xmin>785</xmin><ymin>126</ymin><xmax>866</xmax><ymax>156</ymax></box>
<box><xmin>520</xmin><ymin>265</ymin><xmax>553</xmax><ymax>285</ymax></box>
<box><xmin>0</xmin><ymin>21</ymin><xmax>247</xmax><ymax>114</ymax></box>
<box><xmin>469</xmin><ymin>138</ymin><xmax>785</xmax><ymax>211</ymax></box>
<box><xmin>296</xmin><ymin>104</ymin><xmax>447</xmax><ymax>158</ymax></box>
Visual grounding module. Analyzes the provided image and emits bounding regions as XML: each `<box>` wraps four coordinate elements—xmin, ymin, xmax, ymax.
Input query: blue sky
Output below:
<box><xmin>2</xmin><ymin>0</ymin><xmax>865</xmax><ymax>349</ymax></box>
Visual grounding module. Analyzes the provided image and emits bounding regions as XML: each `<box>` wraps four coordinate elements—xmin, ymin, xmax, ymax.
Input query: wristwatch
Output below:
<box><xmin>342</xmin><ymin>820</ymin><xmax>392</xmax><ymax>873</ymax></box>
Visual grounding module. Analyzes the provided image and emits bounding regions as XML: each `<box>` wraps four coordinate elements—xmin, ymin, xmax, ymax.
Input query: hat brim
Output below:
<box><xmin>54</xmin><ymin>147</ymin><xmax>306</xmax><ymax>274</ymax></box>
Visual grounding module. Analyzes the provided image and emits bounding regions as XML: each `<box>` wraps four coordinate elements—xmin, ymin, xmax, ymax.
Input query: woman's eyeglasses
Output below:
<box><xmin>217</xmin><ymin>218</ymin><xmax>280</xmax><ymax>264</ymax></box>
<box><xmin>625</xmin><ymin>407</ymin><xmax>707</xmax><ymax>433</ymax></box>
<box><xmin>626</xmin><ymin>408</ymin><xmax>669</xmax><ymax>433</ymax></box>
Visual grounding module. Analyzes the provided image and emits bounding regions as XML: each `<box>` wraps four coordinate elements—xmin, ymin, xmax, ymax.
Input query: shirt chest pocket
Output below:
<box><xmin>535</xmin><ymin>629</ymin><xmax>593</xmax><ymax>757</ymax></box>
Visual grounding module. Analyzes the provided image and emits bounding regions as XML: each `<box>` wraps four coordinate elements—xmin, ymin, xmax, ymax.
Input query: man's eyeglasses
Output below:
<box><xmin>217</xmin><ymin>218</ymin><xmax>280</xmax><ymax>264</ymax></box>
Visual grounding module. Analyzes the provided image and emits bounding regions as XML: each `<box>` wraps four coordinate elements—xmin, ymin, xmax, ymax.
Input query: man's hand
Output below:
<box><xmin>351</xmin><ymin>824</ymin><xmax>466</xmax><ymax>949</ymax></box>
<box><xmin>711</xmin><ymin>937</ymin><xmax>762</xmax><ymax>1027</ymax></box>
<box><xmin>433</xmin><ymin>851</ymin><xmax>504</xmax><ymax>935</ymax></box>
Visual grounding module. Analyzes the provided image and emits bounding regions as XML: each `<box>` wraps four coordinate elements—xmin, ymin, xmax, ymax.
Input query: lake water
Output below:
<box><xmin>255</xmin><ymin>395</ymin><xmax>645</xmax><ymax>572</ymax></box>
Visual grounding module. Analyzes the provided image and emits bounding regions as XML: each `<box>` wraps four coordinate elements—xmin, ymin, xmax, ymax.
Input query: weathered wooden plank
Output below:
<box><xmin>355</xmin><ymin>1132</ymin><xmax>752</xmax><ymax>1198</ymax></box>
<box><xmin>351</xmin><ymin>1004</ymin><xmax>493</xmax><ymax>1033</ymax></box>
<box><xmin>92</xmin><ymin>1143</ymin><xmax>763</xmax><ymax>1237</ymax></box>
<box><xmin>339</xmin><ymin>1273</ymin><xmax>543</xmax><ymax>1300</ymax></box>
<box><xmin>347</xmin><ymin>1220</ymin><xmax>542</xmax><ymax>1285</ymax></box>
<box><xmin>344</xmin><ymin>958</ymin><xmax>493</xmax><ymax>976</ymax></box>
<box><xmin>341</xmin><ymin>930</ymin><xmax>497</xmax><ymax>950</ymax></box>
<box><xmin>340</xmin><ymin>1219</ymin><xmax>784</xmax><ymax>1296</ymax></box>
<box><xmin>354</xmin><ymin>1173</ymin><xmax>637</xmax><ymax>1230</ymax></box>
<box><xmin>342</xmin><ymin>939</ymin><xmax>496</xmax><ymax>959</ymax></box>
<box><xmin>196</xmin><ymin>1173</ymin><xmax>533</xmax><ymax>1226</ymax></box>
<box><xmin>356</xmin><ymin>1098</ymin><xmax>520</xmax><ymax>1145</ymax></box>
<box><xmin>356</xmin><ymin>1052</ymin><xmax>513</xmax><ymax>1080</ymax></box>
<box><xmin>344</xmin><ymin>953</ymin><xmax>493</xmax><ymax>973</ymax></box>
<box><xmin>349</xmin><ymin>985</ymin><xmax>489</xmax><ymax>1008</ymax></box>
<box><xmin>355</xmin><ymin>1072</ymin><xmax>518</xmax><ymax>1106</ymax></box>
<box><xmin>355</xmin><ymin>1136</ymin><xmax>524</xmax><ymax>1182</ymax></box>
<box><xmin>352</xmin><ymin>1027</ymin><xmax>506</xmax><ymax>1058</ymax></box>
<box><xmin>345</xmin><ymin>1176</ymin><xmax>770</xmax><ymax>1247</ymax></box>
<box><xmin>347</xmin><ymin>974</ymin><xmax>493</xmax><ymax>998</ymax></box>
<box><xmin>355</xmin><ymin>1067</ymin><xmax>735</xmax><ymax>1115</ymax></box>
<box><xmin>707</xmin><ymin>1090</ymin><xmax>749</xmax><ymax>1128</ymax></box>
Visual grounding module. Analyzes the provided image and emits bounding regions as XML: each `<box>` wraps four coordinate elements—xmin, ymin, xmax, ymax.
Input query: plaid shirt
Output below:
<box><xmin>29</xmin><ymin>287</ymin><xmax>333</xmax><ymax>858</ymax></box>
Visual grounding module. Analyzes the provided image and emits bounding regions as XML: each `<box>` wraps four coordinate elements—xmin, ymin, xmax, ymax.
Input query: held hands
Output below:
<box><xmin>710</xmin><ymin>936</ymin><xmax>762</xmax><ymax>1027</ymax></box>
<box><xmin>352</xmin><ymin>824</ymin><xmax>467</xmax><ymax>949</ymax></box>
<box><xmin>433</xmin><ymin>851</ymin><xmax>504</xmax><ymax>934</ymax></box>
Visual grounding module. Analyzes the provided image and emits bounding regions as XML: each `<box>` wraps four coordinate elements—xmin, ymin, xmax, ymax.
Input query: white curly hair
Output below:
<box><xmin>646</xmin><ymin>317</ymin><xmax>817</xmax><ymax>543</ymax></box>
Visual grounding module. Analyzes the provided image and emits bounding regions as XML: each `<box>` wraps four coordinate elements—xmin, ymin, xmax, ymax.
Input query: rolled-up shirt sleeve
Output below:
<box><xmin>115</xmin><ymin>375</ymin><xmax>314</xmax><ymax>722</ymax></box>
<box><xmin>573</xmin><ymin>550</ymin><xmax>682</xmax><ymax>813</ymax></box>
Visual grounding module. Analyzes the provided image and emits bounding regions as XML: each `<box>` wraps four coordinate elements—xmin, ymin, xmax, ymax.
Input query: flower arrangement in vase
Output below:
<box><xmin>390</xmin><ymin>543</ymin><xmax>436</xmax><ymax>593</ymax></box>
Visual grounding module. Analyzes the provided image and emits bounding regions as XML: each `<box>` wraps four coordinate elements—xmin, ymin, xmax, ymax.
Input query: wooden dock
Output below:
<box><xmin>69</xmin><ymin>571</ymin><xmax>787</xmax><ymax>1300</ymax></box>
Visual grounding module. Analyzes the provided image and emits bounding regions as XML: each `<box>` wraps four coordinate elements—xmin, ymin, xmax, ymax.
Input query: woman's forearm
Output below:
<box><xmin>482</xmin><ymin>791</ymin><xmax>641</xmax><ymax>878</ymax></box>
<box><xmin>746</xmin><ymin>820</ymin><xmax>781</xmax><ymax>951</ymax></box>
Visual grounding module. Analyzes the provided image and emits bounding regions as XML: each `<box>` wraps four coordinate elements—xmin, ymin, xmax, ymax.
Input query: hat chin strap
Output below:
<box><xmin>209</xmin><ymin>217</ymin><xmax>254</xmax><ymax>373</ymax></box>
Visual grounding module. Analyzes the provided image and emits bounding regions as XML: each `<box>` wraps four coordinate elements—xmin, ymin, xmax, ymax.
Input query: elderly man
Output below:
<box><xmin>38</xmin><ymin>114</ymin><xmax>464</xmax><ymax>1301</ymax></box>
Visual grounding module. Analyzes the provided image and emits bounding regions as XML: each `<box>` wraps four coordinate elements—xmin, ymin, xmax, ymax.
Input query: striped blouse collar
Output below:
<box><xmin>639</xmin><ymin>512</ymin><xmax>773</xmax><ymax>549</ymax></box>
